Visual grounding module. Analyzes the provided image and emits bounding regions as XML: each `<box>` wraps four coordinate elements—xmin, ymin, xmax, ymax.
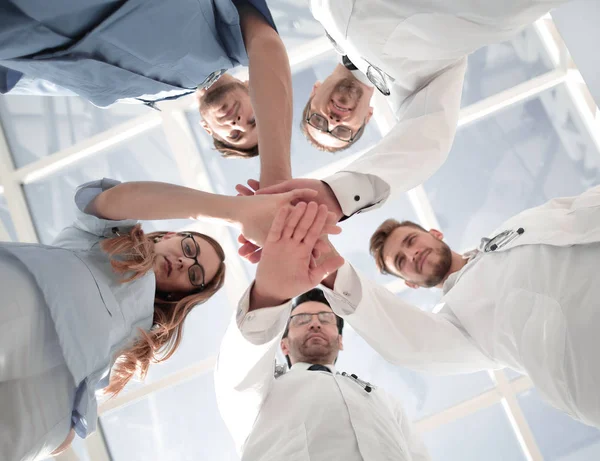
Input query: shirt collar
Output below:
<box><xmin>442</xmin><ymin>250</ymin><xmax>479</xmax><ymax>294</ymax></box>
<box><xmin>291</xmin><ymin>362</ymin><xmax>337</xmax><ymax>374</ymax></box>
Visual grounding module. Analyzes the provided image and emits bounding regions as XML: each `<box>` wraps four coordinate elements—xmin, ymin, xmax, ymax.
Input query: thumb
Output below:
<box><xmin>309</xmin><ymin>255</ymin><xmax>345</xmax><ymax>284</ymax></box>
<box><xmin>255</xmin><ymin>182</ymin><xmax>290</xmax><ymax>195</ymax></box>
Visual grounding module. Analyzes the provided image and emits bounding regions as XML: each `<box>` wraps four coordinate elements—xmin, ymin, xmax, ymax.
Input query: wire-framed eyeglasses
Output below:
<box><xmin>305</xmin><ymin>112</ymin><xmax>366</xmax><ymax>143</ymax></box>
<box><xmin>289</xmin><ymin>311</ymin><xmax>337</xmax><ymax>327</ymax></box>
<box><xmin>181</xmin><ymin>234</ymin><xmax>206</xmax><ymax>290</ymax></box>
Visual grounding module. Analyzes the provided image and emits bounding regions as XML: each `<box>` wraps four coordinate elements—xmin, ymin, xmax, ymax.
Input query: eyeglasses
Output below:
<box><xmin>181</xmin><ymin>234</ymin><xmax>206</xmax><ymax>290</ymax></box>
<box><xmin>289</xmin><ymin>311</ymin><xmax>337</xmax><ymax>328</ymax></box>
<box><xmin>305</xmin><ymin>113</ymin><xmax>366</xmax><ymax>143</ymax></box>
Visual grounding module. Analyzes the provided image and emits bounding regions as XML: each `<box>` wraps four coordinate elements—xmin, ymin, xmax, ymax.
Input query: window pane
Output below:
<box><xmin>518</xmin><ymin>389</ymin><xmax>600</xmax><ymax>460</ymax></box>
<box><xmin>336</xmin><ymin>326</ymin><xmax>494</xmax><ymax>421</ymax></box>
<box><xmin>23</xmin><ymin>129</ymin><xmax>188</xmax><ymax>244</ymax></box>
<box><xmin>424</xmin><ymin>83</ymin><xmax>600</xmax><ymax>250</ymax></box>
<box><xmin>0</xmin><ymin>193</ymin><xmax>17</xmax><ymax>241</ymax></box>
<box><xmin>0</xmin><ymin>95</ymin><xmax>148</xmax><ymax>168</ymax></box>
<box><xmin>101</xmin><ymin>372</ymin><xmax>239</xmax><ymax>461</ymax></box>
<box><xmin>126</xmin><ymin>289</ymin><xmax>232</xmax><ymax>388</ymax></box>
<box><xmin>267</xmin><ymin>0</ymin><xmax>325</xmax><ymax>49</ymax></box>
<box><xmin>462</xmin><ymin>25</ymin><xmax>554</xmax><ymax>107</ymax></box>
<box><xmin>422</xmin><ymin>404</ymin><xmax>526</xmax><ymax>461</ymax></box>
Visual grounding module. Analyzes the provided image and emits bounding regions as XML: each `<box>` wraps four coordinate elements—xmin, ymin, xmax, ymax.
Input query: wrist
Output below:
<box><xmin>320</xmin><ymin>180</ymin><xmax>344</xmax><ymax>222</ymax></box>
<box><xmin>250</xmin><ymin>281</ymin><xmax>288</xmax><ymax>311</ymax></box>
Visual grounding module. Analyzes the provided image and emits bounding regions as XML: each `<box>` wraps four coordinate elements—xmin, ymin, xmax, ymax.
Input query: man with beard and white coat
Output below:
<box><xmin>339</xmin><ymin>184</ymin><xmax>600</xmax><ymax>429</ymax></box>
<box><xmin>215</xmin><ymin>202</ymin><xmax>430</xmax><ymax>461</ymax></box>
<box><xmin>249</xmin><ymin>0</ymin><xmax>572</xmax><ymax>223</ymax></box>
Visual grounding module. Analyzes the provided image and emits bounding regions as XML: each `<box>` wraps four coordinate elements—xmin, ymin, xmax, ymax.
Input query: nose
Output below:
<box><xmin>407</xmin><ymin>248</ymin><xmax>420</xmax><ymax>264</ymax></box>
<box><xmin>328</xmin><ymin>111</ymin><xmax>341</xmax><ymax>124</ymax></box>
<box><xmin>178</xmin><ymin>256</ymin><xmax>193</xmax><ymax>270</ymax></box>
<box><xmin>308</xmin><ymin>317</ymin><xmax>322</xmax><ymax>330</ymax></box>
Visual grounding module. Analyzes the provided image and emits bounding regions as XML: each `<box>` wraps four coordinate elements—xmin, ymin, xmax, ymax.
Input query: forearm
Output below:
<box><xmin>239</xmin><ymin>5</ymin><xmax>293</xmax><ymax>186</ymax></box>
<box><xmin>88</xmin><ymin>181</ymin><xmax>241</xmax><ymax>223</ymax></box>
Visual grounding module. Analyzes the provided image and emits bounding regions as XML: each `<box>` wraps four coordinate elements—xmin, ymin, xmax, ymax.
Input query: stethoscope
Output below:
<box><xmin>480</xmin><ymin>227</ymin><xmax>525</xmax><ymax>253</ymax></box>
<box><xmin>340</xmin><ymin>372</ymin><xmax>375</xmax><ymax>393</ymax></box>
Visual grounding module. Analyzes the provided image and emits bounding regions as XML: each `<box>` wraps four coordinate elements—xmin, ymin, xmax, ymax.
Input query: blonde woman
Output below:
<box><xmin>0</xmin><ymin>178</ymin><xmax>334</xmax><ymax>461</ymax></box>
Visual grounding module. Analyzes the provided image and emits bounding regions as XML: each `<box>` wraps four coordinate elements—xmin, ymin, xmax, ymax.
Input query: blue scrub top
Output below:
<box><xmin>0</xmin><ymin>0</ymin><xmax>277</xmax><ymax>106</ymax></box>
<box><xmin>0</xmin><ymin>179</ymin><xmax>156</xmax><ymax>438</ymax></box>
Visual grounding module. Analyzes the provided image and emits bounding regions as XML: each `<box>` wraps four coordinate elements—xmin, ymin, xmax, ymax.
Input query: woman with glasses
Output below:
<box><xmin>0</xmin><ymin>178</ymin><xmax>335</xmax><ymax>461</ymax></box>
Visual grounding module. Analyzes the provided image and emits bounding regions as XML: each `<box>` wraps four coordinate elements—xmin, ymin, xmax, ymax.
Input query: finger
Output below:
<box><xmin>247</xmin><ymin>179</ymin><xmax>260</xmax><ymax>191</ymax></box>
<box><xmin>238</xmin><ymin>241</ymin><xmax>260</xmax><ymax>258</ymax></box>
<box><xmin>292</xmin><ymin>201</ymin><xmax>318</xmax><ymax>242</ymax></box>
<box><xmin>247</xmin><ymin>249</ymin><xmax>262</xmax><ymax>264</ymax></box>
<box><xmin>325</xmin><ymin>211</ymin><xmax>340</xmax><ymax>226</ymax></box>
<box><xmin>309</xmin><ymin>255</ymin><xmax>345</xmax><ymax>285</ymax></box>
<box><xmin>282</xmin><ymin>202</ymin><xmax>308</xmax><ymax>240</ymax></box>
<box><xmin>323</xmin><ymin>224</ymin><xmax>342</xmax><ymax>235</ymax></box>
<box><xmin>235</xmin><ymin>184</ymin><xmax>255</xmax><ymax>196</ymax></box>
<box><xmin>287</xmin><ymin>188</ymin><xmax>318</xmax><ymax>205</ymax></box>
<box><xmin>302</xmin><ymin>204</ymin><xmax>329</xmax><ymax>248</ymax></box>
<box><xmin>309</xmin><ymin>255</ymin><xmax>317</xmax><ymax>270</ymax></box>
<box><xmin>312</xmin><ymin>247</ymin><xmax>321</xmax><ymax>260</ymax></box>
<box><xmin>255</xmin><ymin>182</ymin><xmax>290</xmax><ymax>196</ymax></box>
<box><xmin>266</xmin><ymin>206</ymin><xmax>292</xmax><ymax>243</ymax></box>
<box><xmin>238</xmin><ymin>234</ymin><xmax>249</xmax><ymax>244</ymax></box>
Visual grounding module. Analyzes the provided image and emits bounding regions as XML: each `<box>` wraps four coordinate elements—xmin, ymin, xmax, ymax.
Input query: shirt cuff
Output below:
<box><xmin>320</xmin><ymin>262</ymin><xmax>363</xmax><ymax>316</ymax></box>
<box><xmin>236</xmin><ymin>282</ymin><xmax>293</xmax><ymax>344</ymax></box>
<box><xmin>323</xmin><ymin>171</ymin><xmax>378</xmax><ymax>217</ymax></box>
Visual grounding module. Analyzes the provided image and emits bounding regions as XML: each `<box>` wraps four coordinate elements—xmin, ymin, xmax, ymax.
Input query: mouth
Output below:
<box><xmin>331</xmin><ymin>100</ymin><xmax>351</xmax><ymax>113</ymax></box>
<box><xmin>306</xmin><ymin>333</ymin><xmax>327</xmax><ymax>343</ymax></box>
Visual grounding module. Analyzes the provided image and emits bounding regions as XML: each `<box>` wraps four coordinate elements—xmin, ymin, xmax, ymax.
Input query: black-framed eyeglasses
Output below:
<box><xmin>289</xmin><ymin>311</ymin><xmax>336</xmax><ymax>328</ymax></box>
<box><xmin>181</xmin><ymin>234</ymin><xmax>206</xmax><ymax>290</ymax></box>
<box><xmin>305</xmin><ymin>113</ymin><xmax>366</xmax><ymax>142</ymax></box>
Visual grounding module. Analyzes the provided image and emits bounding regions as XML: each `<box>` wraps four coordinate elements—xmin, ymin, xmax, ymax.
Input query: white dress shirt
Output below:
<box><xmin>318</xmin><ymin>185</ymin><xmax>600</xmax><ymax>428</ymax></box>
<box><xmin>313</xmin><ymin>0</ymin><xmax>568</xmax><ymax>217</ymax></box>
<box><xmin>214</xmin><ymin>287</ymin><xmax>430</xmax><ymax>461</ymax></box>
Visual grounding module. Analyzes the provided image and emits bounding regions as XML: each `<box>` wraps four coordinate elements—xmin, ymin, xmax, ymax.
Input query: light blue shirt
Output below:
<box><xmin>0</xmin><ymin>179</ymin><xmax>156</xmax><ymax>437</ymax></box>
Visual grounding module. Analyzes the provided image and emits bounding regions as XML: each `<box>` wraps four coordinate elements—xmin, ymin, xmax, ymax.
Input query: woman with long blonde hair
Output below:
<box><xmin>0</xmin><ymin>178</ymin><xmax>334</xmax><ymax>461</ymax></box>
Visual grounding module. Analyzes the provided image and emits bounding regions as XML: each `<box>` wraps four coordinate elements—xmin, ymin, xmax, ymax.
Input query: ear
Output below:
<box><xmin>338</xmin><ymin>334</ymin><xmax>344</xmax><ymax>352</ymax></box>
<box><xmin>405</xmin><ymin>280</ymin><xmax>419</xmax><ymax>289</ymax></box>
<box><xmin>310</xmin><ymin>81</ymin><xmax>322</xmax><ymax>98</ymax></box>
<box><xmin>280</xmin><ymin>338</ymin><xmax>290</xmax><ymax>357</ymax></box>
<box><xmin>199</xmin><ymin>120</ymin><xmax>212</xmax><ymax>135</ymax></box>
<box><xmin>429</xmin><ymin>229</ymin><xmax>444</xmax><ymax>241</ymax></box>
<box><xmin>365</xmin><ymin>106</ymin><xmax>374</xmax><ymax>124</ymax></box>
<box><xmin>243</xmin><ymin>80</ymin><xmax>249</xmax><ymax>87</ymax></box>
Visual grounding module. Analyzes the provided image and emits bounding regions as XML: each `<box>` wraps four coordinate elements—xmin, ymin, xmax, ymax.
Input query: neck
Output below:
<box><xmin>436</xmin><ymin>251</ymin><xmax>468</xmax><ymax>287</ymax></box>
<box><xmin>331</xmin><ymin>64</ymin><xmax>375</xmax><ymax>95</ymax></box>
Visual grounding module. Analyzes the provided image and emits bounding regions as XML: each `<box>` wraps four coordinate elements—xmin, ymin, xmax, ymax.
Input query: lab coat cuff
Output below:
<box><xmin>236</xmin><ymin>282</ymin><xmax>293</xmax><ymax>344</ymax></box>
<box><xmin>323</xmin><ymin>172</ymin><xmax>385</xmax><ymax>218</ymax></box>
<box><xmin>320</xmin><ymin>262</ymin><xmax>363</xmax><ymax>316</ymax></box>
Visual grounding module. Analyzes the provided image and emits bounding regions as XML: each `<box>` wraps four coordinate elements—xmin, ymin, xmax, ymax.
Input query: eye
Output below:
<box><xmin>229</xmin><ymin>130</ymin><xmax>241</xmax><ymax>140</ymax></box>
<box><xmin>408</xmin><ymin>236</ymin><xmax>416</xmax><ymax>246</ymax></box>
<box><xmin>189</xmin><ymin>270</ymin><xmax>197</xmax><ymax>282</ymax></box>
<box><xmin>399</xmin><ymin>256</ymin><xmax>406</xmax><ymax>269</ymax></box>
<box><xmin>184</xmin><ymin>243</ymin><xmax>192</xmax><ymax>254</ymax></box>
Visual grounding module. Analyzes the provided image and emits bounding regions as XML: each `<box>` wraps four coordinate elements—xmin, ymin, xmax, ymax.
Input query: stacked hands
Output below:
<box><xmin>235</xmin><ymin>178</ymin><xmax>346</xmax><ymax>308</ymax></box>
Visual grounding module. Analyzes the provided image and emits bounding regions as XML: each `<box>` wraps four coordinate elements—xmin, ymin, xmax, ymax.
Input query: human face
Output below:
<box><xmin>382</xmin><ymin>226</ymin><xmax>453</xmax><ymax>288</ymax></box>
<box><xmin>153</xmin><ymin>233</ymin><xmax>221</xmax><ymax>297</ymax></box>
<box><xmin>281</xmin><ymin>301</ymin><xmax>343</xmax><ymax>366</ymax></box>
<box><xmin>198</xmin><ymin>78</ymin><xmax>257</xmax><ymax>150</ymax></box>
<box><xmin>307</xmin><ymin>69</ymin><xmax>374</xmax><ymax>149</ymax></box>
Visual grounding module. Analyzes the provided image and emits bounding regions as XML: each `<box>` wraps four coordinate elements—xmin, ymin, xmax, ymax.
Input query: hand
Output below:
<box><xmin>250</xmin><ymin>202</ymin><xmax>345</xmax><ymax>309</ymax></box>
<box><xmin>235</xmin><ymin>189</ymin><xmax>341</xmax><ymax>248</ymax></box>
<box><xmin>236</xmin><ymin>178</ymin><xmax>344</xmax><ymax>223</ymax></box>
<box><xmin>237</xmin><ymin>233</ymin><xmax>329</xmax><ymax>264</ymax></box>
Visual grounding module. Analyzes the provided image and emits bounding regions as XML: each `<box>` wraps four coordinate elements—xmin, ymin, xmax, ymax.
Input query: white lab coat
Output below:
<box><xmin>214</xmin><ymin>287</ymin><xmax>430</xmax><ymax>461</ymax></box>
<box><xmin>320</xmin><ymin>185</ymin><xmax>600</xmax><ymax>427</ymax></box>
<box><xmin>315</xmin><ymin>0</ymin><xmax>569</xmax><ymax>216</ymax></box>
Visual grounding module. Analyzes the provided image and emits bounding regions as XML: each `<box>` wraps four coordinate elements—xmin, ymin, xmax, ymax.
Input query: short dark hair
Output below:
<box><xmin>300</xmin><ymin>97</ymin><xmax>365</xmax><ymax>154</ymax></box>
<box><xmin>282</xmin><ymin>288</ymin><xmax>344</xmax><ymax>368</ymax></box>
<box><xmin>369</xmin><ymin>219</ymin><xmax>427</xmax><ymax>274</ymax></box>
<box><xmin>213</xmin><ymin>138</ymin><xmax>259</xmax><ymax>159</ymax></box>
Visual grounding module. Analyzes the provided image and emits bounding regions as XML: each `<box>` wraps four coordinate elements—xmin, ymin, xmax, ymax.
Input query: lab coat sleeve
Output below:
<box><xmin>320</xmin><ymin>262</ymin><xmax>498</xmax><ymax>374</ymax></box>
<box><xmin>392</xmin><ymin>396</ymin><xmax>430</xmax><ymax>461</ymax></box>
<box><xmin>214</xmin><ymin>282</ymin><xmax>293</xmax><ymax>453</ymax></box>
<box><xmin>323</xmin><ymin>58</ymin><xmax>467</xmax><ymax>217</ymax></box>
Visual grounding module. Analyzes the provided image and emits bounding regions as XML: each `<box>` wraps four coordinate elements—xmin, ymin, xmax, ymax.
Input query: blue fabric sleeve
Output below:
<box><xmin>233</xmin><ymin>0</ymin><xmax>278</xmax><ymax>32</ymax></box>
<box><xmin>72</xmin><ymin>178</ymin><xmax>138</xmax><ymax>238</ymax></box>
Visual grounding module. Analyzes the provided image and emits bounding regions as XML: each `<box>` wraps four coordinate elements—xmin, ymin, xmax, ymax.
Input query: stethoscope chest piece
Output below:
<box><xmin>482</xmin><ymin>227</ymin><xmax>525</xmax><ymax>252</ymax></box>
